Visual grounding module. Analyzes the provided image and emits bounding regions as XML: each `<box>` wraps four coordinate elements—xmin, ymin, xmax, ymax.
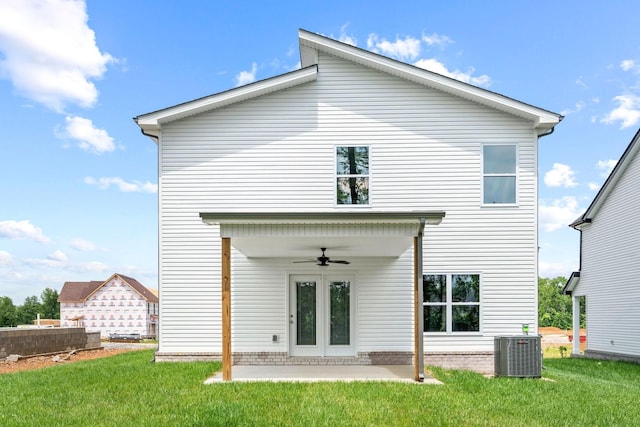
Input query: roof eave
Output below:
<box><xmin>298</xmin><ymin>29</ymin><xmax>562</xmax><ymax>130</ymax></box>
<box><xmin>576</xmin><ymin>128</ymin><xmax>640</xmax><ymax>221</ymax></box>
<box><xmin>563</xmin><ymin>271</ymin><xmax>581</xmax><ymax>295</ymax></box>
<box><xmin>134</xmin><ymin>65</ymin><xmax>318</xmax><ymax>138</ymax></box>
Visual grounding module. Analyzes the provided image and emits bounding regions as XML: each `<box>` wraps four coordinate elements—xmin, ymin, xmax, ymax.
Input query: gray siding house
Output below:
<box><xmin>135</xmin><ymin>29</ymin><xmax>562</xmax><ymax>380</ymax></box>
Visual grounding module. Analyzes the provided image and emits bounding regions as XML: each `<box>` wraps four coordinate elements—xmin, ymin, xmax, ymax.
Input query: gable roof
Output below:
<box><xmin>58</xmin><ymin>280</ymin><xmax>103</xmax><ymax>302</ymax></box>
<box><xmin>570</xmin><ymin>128</ymin><xmax>640</xmax><ymax>228</ymax></box>
<box><xmin>58</xmin><ymin>273</ymin><xmax>159</xmax><ymax>303</ymax></box>
<box><xmin>135</xmin><ymin>29</ymin><xmax>562</xmax><ymax>139</ymax></box>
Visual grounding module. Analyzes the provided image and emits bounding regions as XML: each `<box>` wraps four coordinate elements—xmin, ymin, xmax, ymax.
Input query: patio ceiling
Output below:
<box><xmin>200</xmin><ymin>211</ymin><xmax>445</xmax><ymax>259</ymax></box>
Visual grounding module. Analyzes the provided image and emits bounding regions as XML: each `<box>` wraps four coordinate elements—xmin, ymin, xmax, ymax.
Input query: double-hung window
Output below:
<box><xmin>483</xmin><ymin>144</ymin><xmax>516</xmax><ymax>204</ymax></box>
<box><xmin>336</xmin><ymin>146</ymin><xmax>369</xmax><ymax>205</ymax></box>
<box><xmin>423</xmin><ymin>274</ymin><xmax>480</xmax><ymax>333</ymax></box>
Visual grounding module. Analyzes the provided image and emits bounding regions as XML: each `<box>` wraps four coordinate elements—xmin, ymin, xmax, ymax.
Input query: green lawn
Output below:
<box><xmin>1</xmin><ymin>350</ymin><xmax>638</xmax><ymax>426</ymax></box>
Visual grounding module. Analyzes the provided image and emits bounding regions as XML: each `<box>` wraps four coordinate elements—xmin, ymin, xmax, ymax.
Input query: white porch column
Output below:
<box><xmin>572</xmin><ymin>295</ymin><xmax>581</xmax><ymax>355</ymax></box>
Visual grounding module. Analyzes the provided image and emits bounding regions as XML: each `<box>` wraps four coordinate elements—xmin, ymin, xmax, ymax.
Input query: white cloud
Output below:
<box><xmin>422</xmin><ymin>33</ymin><xmax>453</xmax><ymax>48</ymax></box>
<box><xmin>337</xmin><ymin>23</ymin><xmax>357</xmax><ymax>46</ymax></box>
<box><xmin>0</xmin><ymin>220</ymin><xmax>51</xmax><ymax>243</ymax></box>
<box><xmin>588</xmin><ymin>182</ymin><xmax>601</xmax><ymax>191</ymax></box>
<box><xmin>0</xmin><ymin>250</ymin><xmax>14</xmax><ymax>266</ymax></box>
<box><xmin>59</xmin><ymin>115</ymin><xmax>115</xmax><ymax>153</ymax></box>
<box><xmin>539</xmin><ymin>260</ymin><xmax>577</xmax><ymax>279</ymax></box>
<box><xmin>26</xmin><ymin>250</ymin><xmax>68</xmax><ymax>267</ymax></box>
<box><xmin>77</xmin><ymin>261</ymin><xmax>108</xmax><ymax>273</ymax></box>
<box><xmin>621</xmin><ymin>59</ymin><xmax>637</xmax><ymax>72</ymax></box>
<box><xmin>596</xmin><ymin>159</ymin><xmax>617</xmax><ymax>177</ymax></box>
<box><xmin>84</xmin><ymin>176</ymin><xmax>158</xmax><ymax>193</ymax></box>
<box><xmin>544</xmin><ymin>163</ymin><xmax>578</xmax><ymax>188</ymax></box>
<box><xmin>70</xmin><ymin>238</ymin><xmax>97</xmax><ymax>252</ymax></box>
<box><xmin>601</xmin><ymin>94</ymin><xmax>640</xmax><ymax>128</ymax></box>
<box><xmin>235</xmin><ymin>62</ymin><xmax>257</xmax><ymax>87</ymax></box>
<box><xmin>0</xmin><ymin>0</ymin><xmax>115</xmax><ymax>111</ymax></box>
<box><xmin>48</xmin><ymin>250</ymin><xmax>68</xmax><ymax>262</ymax></box>
<box><xmin>560</xmin><ymin>100</ymin><xmax>586</xmax><ymax>116</ymax></box>
<box><xmin>539</xmin><ymin>196</ymin><xmax>582</xmax><ymax>232</ymax></box>
<box><xmin>367</xmin><ymin>34</ymin><xmax>422</xmax><ymax>61</ymax></box>
<box><xmin>576</xmin><ymin>78</ymin><xmax>588</xmax><ymax>89</ymax></box>
<box><xmin>413</xmin><ymin>58</ymin><xmax>491</xmax><ymax>87</ymax></box>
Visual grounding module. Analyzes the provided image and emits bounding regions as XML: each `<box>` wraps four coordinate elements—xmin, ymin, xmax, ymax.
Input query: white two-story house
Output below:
<box><xmin>135</xmin><ymin>29</ymin><xmax>562</xmax><ymax>379</ymax></box>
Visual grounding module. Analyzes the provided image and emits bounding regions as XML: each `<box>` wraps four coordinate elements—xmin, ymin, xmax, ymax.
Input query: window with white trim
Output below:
<box><xmin>483</xmin><ymin>144</ymin><xmax>516</xmax><ymax>204</ymax></box>
<box><xmin>423</xmin><ymin>274</ymin><xmax>480</xmax><ymax>333</ymax></box>
<box><xmin>336</xmin><ymin>146</ymin><xmax>369</xmax><ymax>205</ymax></box>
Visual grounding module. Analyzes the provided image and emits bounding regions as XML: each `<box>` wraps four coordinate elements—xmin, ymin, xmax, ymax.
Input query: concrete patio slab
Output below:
<box><xmin>204</xmin><ymin>365</ymin><xmax>443</xmax><ymax>384</ymax></box>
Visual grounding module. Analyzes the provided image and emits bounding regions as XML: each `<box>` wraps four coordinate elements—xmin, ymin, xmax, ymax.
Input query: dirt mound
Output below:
<box><xmin>0</xmin><ymin>347</ymin><xmax>141</xmax><ymax>374</ymax></box>
<box><xmin>539</xmin><ymin>326</ymin><xmax>567</xmax><ymax>335</ymax></box>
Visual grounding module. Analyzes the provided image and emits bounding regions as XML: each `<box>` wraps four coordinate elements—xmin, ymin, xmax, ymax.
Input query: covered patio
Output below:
<box><xmin>200</xmin><ymin>211</ymin><xmax>446</xmax><ymax>383</ymax></box>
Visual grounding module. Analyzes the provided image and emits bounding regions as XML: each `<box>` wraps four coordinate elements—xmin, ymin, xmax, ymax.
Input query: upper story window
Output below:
<box><xmin>336</xmin><ymin>146</ymin><xmax>369</xmax><ymax>205</ymax></box>
<box><xmin>483</xmin><ymin>144</ymin><xmax>517</xmax><ymax>204</ymax></box>
<box><xmin>424</xmin><ymin>273</ymin><xmax>480</xmax><ymax>333</ymax></box>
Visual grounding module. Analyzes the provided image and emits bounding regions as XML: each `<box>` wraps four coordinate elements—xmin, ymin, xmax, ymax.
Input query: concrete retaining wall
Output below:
<box><xmin>0</xmin><ymin>327</ymin><xmax>100</xmax><ymax>359</ymax></box>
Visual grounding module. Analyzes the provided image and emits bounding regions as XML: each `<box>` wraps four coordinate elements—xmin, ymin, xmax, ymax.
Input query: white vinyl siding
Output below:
<box><xmin>574</xmin><ymin>147</ymin><xmax>640</xmax><ymax>358</ymax></box>
<box><xmin>156</xmin><ymin>52</ymin><xmax>539</xmax><ymax>355</ymax></box>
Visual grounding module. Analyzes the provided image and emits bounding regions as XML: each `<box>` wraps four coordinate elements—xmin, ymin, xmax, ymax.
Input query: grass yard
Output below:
<box><xmin>1</xmin><ymin>350</ymin><xmax>638</xmax><ymax>426</ymax></box>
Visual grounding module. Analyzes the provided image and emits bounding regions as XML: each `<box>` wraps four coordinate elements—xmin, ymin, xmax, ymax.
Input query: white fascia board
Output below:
<box><xmin>298</xmin><ymin>29</ymin><xmax>561</xmax><ymax>132</ymax></box>
<box><xmin>134</xmin><ymin>66</ymin><xmax>318</xmax><ymax>138</ymax></box>
<box><xmin>581</xmin><ymin>129</ymin><xmax>640</xmax><ymax>220</ymax></box>
<box><xmin>200</xmin><ymin>211</ymin><xmax>446</xmax><ymax>226</ymax></box>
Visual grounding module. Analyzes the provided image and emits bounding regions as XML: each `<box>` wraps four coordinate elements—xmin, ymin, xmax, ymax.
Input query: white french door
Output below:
<box><xmin>289</xmin><ymin>274</ymin><xmax>355</xmax><ymax>357</ymax></box>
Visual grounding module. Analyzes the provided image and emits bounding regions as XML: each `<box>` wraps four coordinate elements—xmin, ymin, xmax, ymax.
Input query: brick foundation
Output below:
<box><xmin>154</xmin><ymin>350</ymin><xmax>495</xmax><ymax>374</ymax></box>
<box><xmin>424</xmin><ymin>352</ymin><xmax>494</xmax><ymax>375</ymax></box>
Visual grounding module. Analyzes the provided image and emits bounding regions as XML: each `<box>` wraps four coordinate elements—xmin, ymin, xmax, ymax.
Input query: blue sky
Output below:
<box><xmin>1</xmin><ymin>0</ymin><xmax>640</xmax><ymax>304</ymax></box>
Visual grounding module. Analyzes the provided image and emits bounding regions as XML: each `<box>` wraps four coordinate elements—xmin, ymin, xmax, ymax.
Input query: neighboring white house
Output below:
<box><xmin>135</xmin><ymin>29</ymin><xmax>562</xmax><ymax>378</ymax></box>
<box><xmin>564</xmin><ymin>129</ymin><xmax>640</xmax><ymax>363</ymax></box>
<box><xmin>59</xmin><ymin>273</ymin><xmax>159</xmax><ymax>338</ymax></box>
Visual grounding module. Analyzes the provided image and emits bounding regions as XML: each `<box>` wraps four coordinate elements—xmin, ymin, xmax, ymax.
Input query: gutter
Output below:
<box><xmin>416</xmin><ymin>217</ymin><xmax>425</xmax><ymax>382</ymax></box>
<box><xmin>537</xmin><ymin>125</ymin><xmax>556</xmax><ymax>139</ymax></box>
<box><xmin>133</xmin><ymin>117</ymin><xmax>160</xmax><ymax>144</ymax></box>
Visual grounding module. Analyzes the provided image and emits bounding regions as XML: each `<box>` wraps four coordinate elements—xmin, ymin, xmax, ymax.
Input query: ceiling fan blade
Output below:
<box><xmin>293</xmin><ymin>260</ymin><xmax>316</xmax><ymax>263</ymax></box>
<box><xmin>328</xmin><ymin>260</ymin><xmax>350</xmax><ymax>264</ymax></box>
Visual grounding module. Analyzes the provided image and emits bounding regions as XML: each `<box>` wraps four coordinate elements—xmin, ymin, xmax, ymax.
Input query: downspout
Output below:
<box><xmin>537</xmin><ymin>126</ymin><xmax>555</xmax><ymax>139</ymax></box>
<box><xmin>417</xmin><ymin>218</ymin><xmax>425</xmax><ymax>381</ymax></box>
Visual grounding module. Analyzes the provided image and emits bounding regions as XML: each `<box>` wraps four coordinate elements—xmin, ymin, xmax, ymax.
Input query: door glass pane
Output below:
<box><xmin>296</xmin><ymin>281</ymin><xmax>316</xmax><ymax>346</ymax></box>
<box><xmin>329</xmin><ymin>280</ymin><xmax>350</xmax><ymax>345</ymax></box>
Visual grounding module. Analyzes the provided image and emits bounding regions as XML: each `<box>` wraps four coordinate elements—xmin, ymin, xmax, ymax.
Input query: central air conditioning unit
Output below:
<box><xmin>494</xmin><ymin>336</ymin><xmax>542</xmax><ymax>378</ymax></box>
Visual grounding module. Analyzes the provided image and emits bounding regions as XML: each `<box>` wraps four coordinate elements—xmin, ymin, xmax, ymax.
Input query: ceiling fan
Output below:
<box><xmin>294</xmin><ymin>248</ymin><xmax>350</xmax><ymax>267</ymax></box>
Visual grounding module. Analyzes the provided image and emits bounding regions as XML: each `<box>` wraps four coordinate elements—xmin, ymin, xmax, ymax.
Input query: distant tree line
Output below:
<box><xmin>0</xmin><ymin>280</ymin><xmax>580</xmax><ymax>330</ymax></box>
<box><xmin>0</xmin><ymin>288</ymin><xmax>60</xmax><ymax>327</ymax></box>
<box><xmin>538</xmin><ymin>276</ymin><xmax>585</xmax><ymax>330</ymax></box>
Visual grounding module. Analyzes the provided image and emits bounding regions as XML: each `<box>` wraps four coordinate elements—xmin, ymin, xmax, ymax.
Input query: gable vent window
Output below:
<box><xmin>336</xmin><ymin>146</ymin><xmax>369</xmax><ymax>205</ymax></box>
<box><xmin>483</xmin><ymin>144</ymin><xmax>517</xmax><ymax>204</ymax></box>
